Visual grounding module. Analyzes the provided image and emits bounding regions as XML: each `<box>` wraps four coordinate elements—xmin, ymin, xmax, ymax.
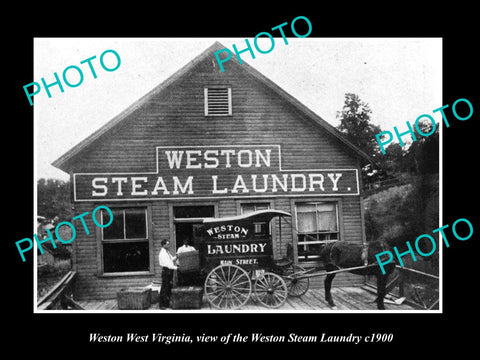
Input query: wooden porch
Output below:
<box><xmin>77</xmin><ymin>285</ymin><xmax>418</xmax><ymax>311</ymax></box>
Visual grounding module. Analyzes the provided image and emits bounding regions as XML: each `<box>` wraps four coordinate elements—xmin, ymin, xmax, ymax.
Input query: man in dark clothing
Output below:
<box><xmin>158</xmin><ymin>239</ymin><xmax>177</xmax><ymax>309</ymax></box>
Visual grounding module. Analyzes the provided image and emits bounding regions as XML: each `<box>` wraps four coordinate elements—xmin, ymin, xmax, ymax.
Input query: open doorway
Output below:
<box><xmin>173</xmin><ymin>205</ymin><xmax>215</xmax><ymax>252</ymax></box>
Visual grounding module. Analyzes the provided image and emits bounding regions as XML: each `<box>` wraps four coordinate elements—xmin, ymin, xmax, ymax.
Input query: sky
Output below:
<box><xmin>34</xmin><ymin>37</ymin><xmax>442</xmax><ymax>181</ymax></box>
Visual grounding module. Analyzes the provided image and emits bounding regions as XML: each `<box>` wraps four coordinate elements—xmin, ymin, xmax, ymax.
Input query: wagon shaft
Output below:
<box><xmin>284</xmin><ymin>264</ymin><xmax>379</xmax><ymax>281</ymax></box>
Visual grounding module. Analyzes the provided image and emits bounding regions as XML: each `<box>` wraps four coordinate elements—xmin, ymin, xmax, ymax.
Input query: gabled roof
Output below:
<box><xmin>52</xmin><ymin>41</ymin><xmax>372</xmax><ymax>172</ymax></box>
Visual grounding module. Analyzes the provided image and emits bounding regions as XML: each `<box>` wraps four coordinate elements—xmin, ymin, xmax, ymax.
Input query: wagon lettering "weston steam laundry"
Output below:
<box><xmin>74</xmin><ymin>145</ymin><xmax>359</xmax><ymax>201</ymax></box>
<box><xmin>206</xmin><ymin>224</ymin><xmax>249</xmax><ymax>238</ymax></box>
<box><xmin>206</xmin><ymin>243</ymin><xmax>268</xmax><ymax>255</ymax></box>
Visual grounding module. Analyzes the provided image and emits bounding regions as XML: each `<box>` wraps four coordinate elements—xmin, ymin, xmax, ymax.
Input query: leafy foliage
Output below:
<box><xmin>336</xmin><ymin>92</ymin><xmax>439</xmax><ymax>177</ymax></box>
<box><xmin>37</xmin><ymin>178</ymin><xmax>73</xmax><ymax>221</ymax></box>
<box><xmin>336</xmin><ymin>93</ymin><xmax>382</xmax><ymax>160</ymax></box>
<box><xmin>336</xmin><ymin>92</ymin><xmax>439</xmax><ymax>274</ymax></box>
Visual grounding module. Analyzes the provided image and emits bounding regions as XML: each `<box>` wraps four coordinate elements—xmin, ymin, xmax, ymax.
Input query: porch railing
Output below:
<box><xmin>366</xmin><ymin>265</ymin><xmax>439</xmax><ymax>310</ymax></box>
<box><xmin>37</xmin><ymin>271</ymin><xmax>84</xmax><ymax>310</ymax></box>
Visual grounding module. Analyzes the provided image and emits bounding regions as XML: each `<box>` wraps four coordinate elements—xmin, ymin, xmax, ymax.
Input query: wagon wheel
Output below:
<box><xmin>283</xmin><ymin>264</ymin><xmax>310</xmax><ymax>297</ymax></box>
<box><xmin>254</xmin><ymin>272</ymin><xmax>288</xmax><ymax>308</ymax></box>
<box><xmin>204</xmin><ymin>264</ymin><xmax>252</xmax><ymax>310</ymax></box>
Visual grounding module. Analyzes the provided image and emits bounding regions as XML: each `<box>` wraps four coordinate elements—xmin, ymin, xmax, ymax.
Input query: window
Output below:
<box><xmin>296</xmin><ymin>202</ymin><xmax>339</xmax><ymax>263</ymax></box>
<box><xmin>241</xmin><ymin>203</ymin><xmax>270</xmax><ymax>237</ymax></box>
<box><xmin>101</xmin><ymin>208</ymin><xmax>150</xmax><ymax>273</ymax></box>
<box><xmin>204</xmin><ymin>87</ymin><xmax>232</xmax><ymax>116</ymax></box>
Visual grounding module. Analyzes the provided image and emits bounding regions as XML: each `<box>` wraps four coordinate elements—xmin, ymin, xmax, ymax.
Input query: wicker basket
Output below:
<box><xmin>178</xmin><ymin>250</ymin><xmax>200</xmax><ymax>272</ymax></box>
<box><xmin>171</xmin><ymin>286</ymin><xmax>203</xmax><ymax>309</ymax></box>
<box><xmin>145</xmin><ymin>282</ymin><xmax>161</xmax><ymax>304</ymax></box>
<box><xmin>117</xmin><ymin>287</ymin><xmax>151</xmax><ymax>310</ymax></box>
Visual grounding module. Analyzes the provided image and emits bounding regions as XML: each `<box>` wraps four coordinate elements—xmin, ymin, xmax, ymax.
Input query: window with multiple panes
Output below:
<box><xmin>100</xmin><ymin>208</ymin><xmax>150</xmax><ymax>273</ymax></box>
<box><xmin>240</xmin><ymin>203</ymin><xmax>270</xmax><ymax>237</ymax></box>
<box><xmin>204</xmin><ymin>87</ymin><xmax>232</xmax><ymax>116</ymax></box>
<box><xmin>295</xmin><ymin>202</ymin><xmax>339</xmax><ymax>263</ymax></box>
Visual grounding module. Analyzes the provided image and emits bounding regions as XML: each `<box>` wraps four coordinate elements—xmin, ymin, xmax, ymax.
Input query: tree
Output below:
<box><xmin>37</xmin><ymin>178</ymin><xmax>73</xmax><ymax>221</ymax></box>
<box><xmin>403</xmin><ymin>123</ymin><xmax>439</xmax><ymax>175</ymax></box>
<box><xmin>336</xmin><ymin>93</ymin><xmax>383</xmax><ymax>159</ymax></box>
<box><xmin>378</xmin><ymin>142</ymin><xmax>408</xmax><ymax>176</ymax></box>
<box><xmin>336</xmin><ymin>93</ymin><xmax>396</xmax><ymax>183</ymax></box>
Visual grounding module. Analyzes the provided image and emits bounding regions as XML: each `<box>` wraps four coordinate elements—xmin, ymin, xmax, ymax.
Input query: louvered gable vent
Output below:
<box><xmin>204</xmin><ymin>87</ymin><xmax>232</xmax><ymax>116</ymax></box>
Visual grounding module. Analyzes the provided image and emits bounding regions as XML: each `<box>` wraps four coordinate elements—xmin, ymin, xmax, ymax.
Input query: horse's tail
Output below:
<box><xmin>367</xmin><ymin>240</ymin><xmax>397</xmax><ymax>273</ymax></box>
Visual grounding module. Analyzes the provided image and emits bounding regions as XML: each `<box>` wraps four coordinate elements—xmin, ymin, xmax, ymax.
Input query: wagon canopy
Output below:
<box><xmin>202</xmin><ymin>209</ymin><xmax>292</xmax><ymax>225</ymax></box>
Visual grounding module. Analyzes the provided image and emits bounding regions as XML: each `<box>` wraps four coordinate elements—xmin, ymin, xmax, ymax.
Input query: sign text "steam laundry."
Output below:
<box><xmin>73</xmin><ymin>145</ymin><xmax>360</xmax><ymax>201</ymax></box>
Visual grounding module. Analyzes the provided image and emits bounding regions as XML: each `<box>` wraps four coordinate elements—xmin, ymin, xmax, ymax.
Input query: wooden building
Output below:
<box><xmin>52</xmin><ymin>42</ymin><xmax>372</xmax><ymax>301</ymax></box>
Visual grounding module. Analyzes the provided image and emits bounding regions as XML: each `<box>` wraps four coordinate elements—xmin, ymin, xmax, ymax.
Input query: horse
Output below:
<box><xmin>319</xmin><ymin>240</ymin><xmax>395</xmax><ymax>310</ymax></box>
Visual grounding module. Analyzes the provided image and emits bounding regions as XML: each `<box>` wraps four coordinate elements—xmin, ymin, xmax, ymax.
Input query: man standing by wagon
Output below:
<box><xmin>177</xmin><ymin>238</ymin><xmax>196</xmax><ymax>255</ymax></box>
<box><xmin>158</xmin><ymin>239</ymin><xmax>178</xmax><ymax>309</ymax></box>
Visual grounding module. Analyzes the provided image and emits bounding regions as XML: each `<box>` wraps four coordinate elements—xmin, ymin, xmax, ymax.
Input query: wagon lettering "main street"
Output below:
<box><xmin>207</xmin><ymin>243</ymin><xmax>267</xmax><ymax>255</ymax></box>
